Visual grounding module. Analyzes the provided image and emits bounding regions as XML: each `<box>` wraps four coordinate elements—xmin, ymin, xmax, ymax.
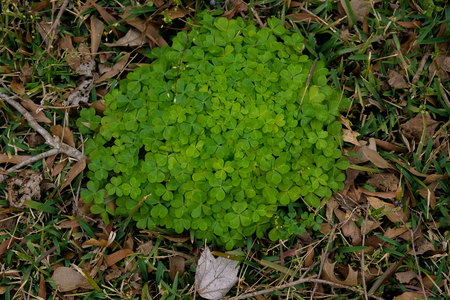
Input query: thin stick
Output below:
<box><xmin>46</xmin><ymin>0</ymin><xmax>70</xmax><ymax>54</ymax></box>
<box><xmin>3</xmin><ymin>148</ymin><xmax>59</xmax><ymax>174</ymax></box>
<box><xmin>231</xmin><ymin>277</ymin><xmax>384</xmax><ymax>300</ymax></box>
<box><xmin>361</xmin><ymin>202</ymin><xmax>370</xmax><ymax>300</ymax></box>
<box><xmin>408</xmin><ymin>214</ymin><xmax>428</xmax><ymax>300</ymax></box>
<box><xmin>310</xmin><ymin>224</ymin><xmax>336</xmax><ymax>299</ymax></box>
<box><xmin>299</xmin><ymin>58</ymin><xmax>318</xmax><ymax>107</ymax></box>
<box><xmin>0</xmin><ymin>92</ymin><xmax>83</xmax><ymax>160</ymax></box>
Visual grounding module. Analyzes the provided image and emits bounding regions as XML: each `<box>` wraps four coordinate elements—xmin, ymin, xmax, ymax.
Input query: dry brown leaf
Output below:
<box><xmin>11</xmin><ymin>79</ymin><xmax>25</xmax><ymax>96</ymax></box>
<box><xmin>322</xmin><ymin>259</ymin><xmax>359</xmax><ymax>286</ymax></box>
<box><xmin>105</xmin><ymin>249</ymin><xmax>134</xmax><ymax>267</ymax></box>
<box><xmin>50</xmin><ymin>125</ymin><xmax>75</xmax><ymax>147</ymax></box>
<box><xmin>361</xmin><ymin>219</ymin><xmax>381</xmax><ymax>235</ymax></box>
<box><xmin>103</xmin><ymin>29</ymin><xmax>147</xmax><ymax>47</ymax></box>
<box><xmin>367</xmin><ymin>173</ymin><xmax>399</xmax><ymax>192</ymax></box>
<box><xmin>359</xmin><ymin>187</ymin><xmax>397</xmax><ymax>199</ymax></box>
<box><xmin>91</xmin><ymin>100</ymin><xmax>107</xmax><ymax>115</ymax></box>
<box><xmin>91</xmin><ymin>2</ymin><xmax>118</xmax><ymax>24</ymax></box>
<box><xmin>417</xmin><ymin>187</ymin><xmax>436</xmax><ymax>210</ymax></box>
<box><xmin>395</xmin><ymin>271</ymin><xmax>417</xmax><ymax>283</ymax></box>
<box><xmin>343</xmin><ymin>129</ymin><xmax>361</xmax><ymax>146</ymax></box>
<box><xmin>367</xmin><ymin>196</ymin><xmax>407</xmax><ymax>223</ymax></box>
<box><xmin>374</xmin><ymin>138</ymin><xmax>407</xmax><ymax>152</ymax></box>
<box><xmin>394</xmin><ymin>292</ymin><xmax>423</xmax><ymax>300</ymax></box>
<box><xmin>0</xmin><ymin>238</ymin><xmax>13</xmax><ymax>256</ymax></box>
<box><xmin>32</xmin><ymin>0</ymin><xmax>49</xmax><ymax>12</ymax></box>
<box><xmin>304</xmin><ymin>245</ymin><xmax>314</xmax><ymax>267</ymax></box>
<box><xmin>319</xmin><ymin>223</ymin><xmax>332</xmax><ymax>235</ymax></box>
<box><xmin>164</xmin><ymin>7</ymin><xmax>189</xmax><ymax>19</ymax></box>
<box><xmin>38</xmin><ymin>273</ymin><xmax>46</xmax><ymax>299</ymax></box>
<box><xmin>82</xmin><ymin>238</ymin><xmax>108</xmax><ymax>248</ymax></box>
<box><xmin>349</xmin><ymin>141</ymin><xmax>393</xmax><ymax>169</ymax></box>
<box><xmin>223</xmin><ymin>0</ymin><xmax>248</xmax><ymax>19</ymax></box>
<box><xmin>401</xmin><ymin>113</ymin><xmax>440</xmax><ymax>143</ymax></box>
<box><xmin>424</xmin><ymin>174</ymin><xmax>448</xmax><ymax>184</ymax></box>
<box><xmin>59</xmin><ymin>156</ymin><xmax>86</xmax><ymax>190</ymax></box>
<box><xmin>121</xmin><ymin>11</ymin><xmax>167</xmax><ymax>47</ymax></box>
<box><xmin>27</xmin><ymin>133</ymin><xmax>45</xmax><ymax>147</ymax></box>
<box><xmin>0</xmin><ymin>153</ymin><xmax>31</xmax><ymax>164</ymax></box>
<box><xmin>410</xmin><ymin>236</ymin><xmax>435</xmax><ymax>255</ymax></box>
<box><xmin>90</xmin><ymin>16</ymin><xmax>104</xmax><ymax>56</ymax></box>
<box><xmin>20</xmin><ymin>62</ymin><xmax>33</xmax><ymax>83</ymax></box>
<box><xmin>52</xmin><ymin>267</ymin><xmax>92</xmax><ymax>292</ymax></box>
<box><xmin>21</xmin><ymin>99</ymin><xmax>51</xmax><ymax>124</ymax></box>
<box><xmin>96</xmin><ymin>53</ymin><xmax>130</xmax><ymax>83</ymax></box>
<box><xmin>429</xmin><ymin>55</ymin><xmax>450</xmax><ymax>82</ymax></box>
<box><xmin>169</xmin><ymin>255</ymin><xmax>185</xmax><ymax>281</ymax></box>
<box><xmin>334</xmin><ymin>208</ymin><xmax>361</xmax><ymax>245</ymax></box>
<box><xmin>288</xmin><ymin>12</ymin><xmax>321</xmax><ymax>23</ymax></box>
<box><xmin>397</xmin><ymin>20</ymin><xmax>422</xmax><ymax>29</ymax></box>
<box><xmin>137</xmin><ymin>241</ymin><xmax>153</xmax><ymax>255</ymax></box>
<box><xmin>52</xmin><ymin>160</ymin><xmax>67</xmax><ymax>177</ymax></box>
<box><xmin>388</xmin><ymin>70</ymin><xmax>408</xmax><ymax>89</ymax></box>
<box><xmin>340</xmin><ymin>0</ymin><xmax>370</xmax><ymax>25</ymax></box>
<box><xmin>326</xmin><ymin>197</ymin><xmax>339</xmax><ymax>224</ymax></box>
<box><xmin>36</xmin><ymin>20</ymin><xmax>55</xmax><ymax>47</ymax></box>
<box><xmin>59</xmin><ymin>35</ymin><xmax>81</xmax><ymax>70</ymax></box>
<box><xmin>385</xmin><ymin>226</ymin><xmax>409</xmax><ymax>239</ymax></box>
<box><xmin>58</xmin><ymin>219</ymin><xmax>81</xmax><ymax>229</ymax></box>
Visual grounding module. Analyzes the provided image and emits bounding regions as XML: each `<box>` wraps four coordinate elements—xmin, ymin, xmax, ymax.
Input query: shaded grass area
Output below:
<box><xmin>0</xmin><ymin>0</ymin><xmax>449</xmax><ymax>299</ymax></box>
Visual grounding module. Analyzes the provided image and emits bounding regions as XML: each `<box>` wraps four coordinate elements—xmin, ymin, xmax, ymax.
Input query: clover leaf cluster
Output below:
<box><xmin>80</xmin><ymin>12</ymin><xmax>348</xmax><ymax>249</ymax></box>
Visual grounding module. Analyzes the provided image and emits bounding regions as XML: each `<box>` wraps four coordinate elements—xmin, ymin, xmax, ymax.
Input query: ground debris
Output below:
<box><xmin>6</xmin><ymin>170</ymin><xmax>43</xmax><ymax>208</ymax></box>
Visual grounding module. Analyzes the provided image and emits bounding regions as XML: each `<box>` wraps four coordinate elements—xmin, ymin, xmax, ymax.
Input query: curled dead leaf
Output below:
<box><xmin>50</xmin><ymin>125</ymin><xmax>75</xmax><ymax>147</ymax></box>
<box><xmin>169</xmin><ymin>255</ymin><xmax>186</xmax><ymax>281</ymax></box>
<box><xmin>96</xmin><ymin>53</ymin><xmax>130</xmax><ymax>83</ymax></box>
<box><xmin>20</xmin><ymin>99</ymin><xmax>51</xmax><ymax>124</ymax></box>
<box><xmin>367</xmin><ymin>196</ymin><xmax>408</xmax><ymax>223</ymax></box>
<box><xmin>334</xmin><ymin>208</ymin><xmax>361</xmax><ymax>245</ymax></box>
<box><xmin>348</xmin><ymin>140</ymin><xmax>393</xmax><ymax>169</ymax></box>
<box><xmin>322</xmin><ymin>259</ymin><xmax>359</xmax><ymax>286</ymax></box>
<box><xmin>90</xmin><ymin>16</ymin><xmax>104</xmax><ymax>56</ymax></box>
<box><xmin>343</xmin><ymin>129</ymin><xmax>361</xmax><ymax>146</ymax></box>
<box><xmin>104</xmin><ymin>29</ymin><xmax>148</xmax><ymax>47</ymax></box>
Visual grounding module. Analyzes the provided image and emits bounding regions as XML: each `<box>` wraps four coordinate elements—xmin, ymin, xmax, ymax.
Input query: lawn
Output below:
<box><xmin>0</xmin><ymin>0</ymin><xmax>448</xmax><ymax>299</ymax></box>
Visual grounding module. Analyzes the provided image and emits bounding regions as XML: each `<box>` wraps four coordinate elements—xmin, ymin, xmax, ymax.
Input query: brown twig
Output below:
<box><xmin>361</xmin><ymin>202</ymin><xmax>370</xmax><ymax>300</ymax></box>
<box><xmin>230</xmin><ymin>276</ymin><xmax>384</xmax><ymax>300</ymax></box>
<box><xmin>0</xmin><ymin>91</ymin><xmax>84</xmax><ymax>182</ymax></box>
<box><xmin>3</xmin><ymin>149</ymin><xmax>60</xmax><ymax>174</ymax></box>
<box><xmin>310</xmin><ymin>224</ymin><xmax>337</xmax><ymax>299</ymax></box>
<box><xmin>46</xmin><ymin>0</ymin><xmax>70</xmax><ymax>54</ymax></box>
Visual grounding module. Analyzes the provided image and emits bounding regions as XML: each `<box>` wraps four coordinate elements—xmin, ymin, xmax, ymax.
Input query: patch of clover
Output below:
<box><xmin>80</xmin><ymin>12</ymin><xmax>349</xmax><ymax>249</ymax></box>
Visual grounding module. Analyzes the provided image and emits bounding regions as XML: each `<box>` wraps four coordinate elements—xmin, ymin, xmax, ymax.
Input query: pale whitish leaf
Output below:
<box><xmin>51</xmin><ymin>267</ymin><xmax>92</xmax><ymax>292</ymax></box>
<box><xmin>195</xmin><ymin>247</ymin><xmax>239</xmax><ymax>299</ymax></box>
